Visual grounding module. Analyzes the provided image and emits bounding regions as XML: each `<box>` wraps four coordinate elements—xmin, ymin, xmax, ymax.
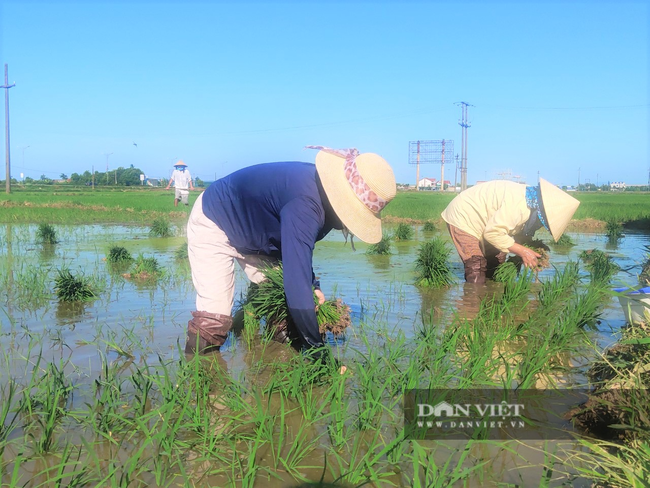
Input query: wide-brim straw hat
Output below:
<box><xmin>539</xmin><ymin>177</ymin><xmax>580</xmax><ymax>242</ymax></box>
<box><xmin>315</xmin><ymin>150</ymin><xmax>396</xmax><ymax>244</ymax></box>
<box><xmin>174</xmin><ymin>160</ymin><xmax>187</xmax><ymax>167</ymax></box>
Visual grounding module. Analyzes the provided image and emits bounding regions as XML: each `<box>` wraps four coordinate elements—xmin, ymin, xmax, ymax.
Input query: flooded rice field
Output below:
<box><xmin>0</xmin><ymin>221</ymin><xmax>648</xmax><ymax>487</ymax></box>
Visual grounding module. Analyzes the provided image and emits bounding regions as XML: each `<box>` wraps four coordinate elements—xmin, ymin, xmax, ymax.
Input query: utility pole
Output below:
<box><xmin>2</xmin><ymin>64</ymin><xmax>15</xmax><ymax>194</ymax></box>
<box><xmin>457</xmin><ymin>101</ymin><xmax>472</xmax><ymax>191</ymax></box>
<box><xmin>440</xmin><ymin>139</ymin><xmax>446</xmax><ymax>191</ymax></box>
<box><xmin>454</xmin><ymin>154</ymin><xmax>459</xmax><ymax>190</ymax></box>
<box><xmin>415</xmin><ymin>141</ymin><xmax>421</xmax><ymax>191</ymax></box>
<box><xmin>105</xmin><ymin>152</ymin><xmax>113</xmax><ymax>185</ymax></box>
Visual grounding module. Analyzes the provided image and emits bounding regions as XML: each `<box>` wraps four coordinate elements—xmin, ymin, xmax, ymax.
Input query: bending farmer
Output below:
<box><xmin>441</xmin><ymin>178</ymin><xmax>580</xmax><ymax>283</ymax></box>
<box><xmin>166</xmin><ymin>160</ymin><xmax>194</xmax><ymax>206</ymax></box>
<box><xmin>185</xmin><ymin>146</ymin><xmax>396</xmax><ymax>364</ymax></box>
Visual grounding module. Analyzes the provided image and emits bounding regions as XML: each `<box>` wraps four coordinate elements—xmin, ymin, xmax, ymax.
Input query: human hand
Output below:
<box><xmin>519</xmin><ymin>247</ymin><xmax>541</xmax><ymax>269</ymax></box>
<box><xmin>314</xmin><ymin>289</ymin><xmax>326</xmax><ymax>306</ymax></box>
<box><xmin>509</xmin><ymin>243</ymin><xmax>542</xmax><ymax>269</ymax></box>
<box><xmin>340</xmin><ymin>365</ymin><xmax>348</xmax><ymax>375</ymax></box>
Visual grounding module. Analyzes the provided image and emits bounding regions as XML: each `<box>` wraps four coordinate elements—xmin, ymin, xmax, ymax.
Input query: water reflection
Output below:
<box><xmin>366</xmin><ymin>254</ymin><xmax>391</xmax><ymax>270</ymax></box>
<box><xmin>55</xmin><ymin>300</ymin><xmax>92</xmax><ymax>326</ymax></box>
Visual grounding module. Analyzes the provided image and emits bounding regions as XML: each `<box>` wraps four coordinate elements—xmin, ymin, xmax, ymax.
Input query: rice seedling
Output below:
<box><xmin>127</xmin><ymin>254</ymin><xmax>161</xmax><ymax>280</ymax></box>
<box><xmin>54</xmin><ymin>268</ymin><xmax>96</xmax><ymax>302</ymax></box>
<box><xmin>365</xmin><ymin>232</ymin><xmax>392</xmax><ymax>255</ymax></box>
<box><xmin>507</xmin><ymin>240</ymin><xmax>551</xmax><ymax>271</ymax></box>
<box><xmin>36</xmin><ymin>222</ymin><xmax>58</xmax><ymax>244</ymax></box>
<box><xmin>242</xmin><ymin>264</ymin><xmax>351</xmax><ymax>341</ymax></box>
<box><xmin>414</xmin><ymin>237</ymin><xmax>455</xmax><ymax>288</ymax></box>
<box><xmin>175</xmin><ymin>241</ymin><xmax>188</xmax><ymax>260</ymax></box>
<box><xmin>493</xmin><ymin>261</ymin><xmax>519</xmax><ymax>283</ymax></box>
<box><xmin>639</xmin><ymin>245</ymin><xmax>650</xmax><ymax>286</ymax></box>
<box><xmin>581</xmin><ymin>249</ymin><xmax>619</xmax><ymax>284</ymax></box>
<box><xmin>393</xmin><ymin>222</ymin><xmax>414</xmax><ymax>240</ymax></box>
<box><xmin>149</xmin><ymin>216</ymin><xmax>172</xmax><ymax>237</ymax></box>
<box><xmin>422</xmin><ymin>220</ymin><xmax>437</xmax><ymax>232</ymax></box>
<box><xmin>606</xmin><ymin>219</ymin><xmax>624</xmax><ymax>240</ymax></box>
<box><xmin>106</xmin><ymin>245</ymin><xmax>132</xmax><ymax>263</ymax></box>
<box><xmin>553</xmin><ymin>233</ymin><xmax>575</xmax><ymax>247</ymax></box>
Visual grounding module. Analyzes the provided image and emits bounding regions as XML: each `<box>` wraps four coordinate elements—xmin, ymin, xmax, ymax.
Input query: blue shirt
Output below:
<box><xmin>202</xmin><ymin>162</ymin><xmax>340</xmax><ymax>349</ymax></box>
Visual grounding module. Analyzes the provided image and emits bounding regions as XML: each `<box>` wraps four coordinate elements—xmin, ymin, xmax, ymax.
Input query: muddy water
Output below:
<box><xmin>0</xmin><ymin>223</ymin><xmax>648</xmax><ymax>486</ymax></box>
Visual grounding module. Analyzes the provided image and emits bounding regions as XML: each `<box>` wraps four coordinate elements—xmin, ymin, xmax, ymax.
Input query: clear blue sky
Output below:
<box><xmin>1</xmin><ymin>1</ymin><xmax>648</xmax><ymax>187</ymax></box>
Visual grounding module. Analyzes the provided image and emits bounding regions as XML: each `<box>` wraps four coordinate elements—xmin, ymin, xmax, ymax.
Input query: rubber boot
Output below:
<box><xmin>185</xmin><ymin>311</ymin><xmax>233</xmax><ymax>355</ymax></box>
<box><xmin>464</xmin><ymin>255</ymin><xmax>487</xmax><ymax>284</ymax></box>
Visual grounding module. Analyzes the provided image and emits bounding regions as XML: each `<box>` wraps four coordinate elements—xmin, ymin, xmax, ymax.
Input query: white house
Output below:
<box><xmin>610</xmin><ymin>181</ymin><xmax>626</xmax><ymax>190</ymax></box>
<box><xmin>418</xmin><ymin>177</ymin><xmax>437</xmax><ymax>189</ymax></box>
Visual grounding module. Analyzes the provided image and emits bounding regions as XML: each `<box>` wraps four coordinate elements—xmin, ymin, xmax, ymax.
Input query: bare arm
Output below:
<box><xmin>508</xmin><ymin>243</ymin><xmax>541</xmax><ymax>268</ymax></box>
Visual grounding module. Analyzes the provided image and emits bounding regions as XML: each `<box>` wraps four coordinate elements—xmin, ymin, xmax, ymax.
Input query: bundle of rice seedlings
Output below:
<box><xmin>175</xmin><ymin>241</ymin><xmax>188</xmax><ymax>260</ymax></box>
<box><xmin>244</xmin><ymin>264</ymin><xmax>351</xmax><ymax>339</ymax></box>
<box><xmin>123</xmin><ymin>254</ymin><xmax>161</xmax><ymax>280</ymax></box>
<box><xmin>553</xmin><ymin>234</ymin><xmax>575</xmax><ymax>247</ymax></box>
<box><xmin>605</xmin><ymin>220</ymin><xmax>624</xmax><ymax>240</ymax></box>
<box><xmin>414</xmin><ymin>237</ymin><xmax>455</xmax><ymax>288</ymax></box>
<box><xmin>507</xmin><ymin>240</ymin><xmax>551</xmax><ymax>270</ymax></box>
<box><xmin>365</xmin><ymin>233</ymin><xmax>392</xmax><ymax>255</ymax></box>
<box><xmin>149</xmin><ymin>217</ymin><xmax>172</xmax><ymax>237</ymax></box>
<box><xmin>106</xmin><ymin>246</ymin><xmax>132</xmax><ymax>263</ymax></box>
<box><xmin>36</xmin><ymin>223</ymin><xmax>58</xmax><ymax>244</ymax></box>
<box><xmin>422</xmin><ymin>220</ymin><xmax>437</xmax><ymax>232</ymax></box>
<box><xmin>54</xmin><ymin>269</ymin><xmax>96</xmax><ymax>302</ymax></box>
<box><xmin>393</xmin><ymin>223</ymin><xmax>414</xmax><ymax>241</ymax></box>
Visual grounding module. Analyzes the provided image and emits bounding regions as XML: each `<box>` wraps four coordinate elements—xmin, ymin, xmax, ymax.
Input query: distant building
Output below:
<box><xmin>146</xmin><ymin>178</ymin><xmax>164</xmax><ymax>187</ymax></box>
<box><xmin>610</xmin><ymin>181</ymin><xmax>626</xmax><ymax>190</ymax></box>
<box><xmin>418</xmin><ymin>177</ymin><xmax>437</xmax><ymax>189</ymax></box>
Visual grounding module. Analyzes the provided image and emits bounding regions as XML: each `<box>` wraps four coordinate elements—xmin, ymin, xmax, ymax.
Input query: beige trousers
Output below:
<box><xmin>187</xmin><ymin>192</ymin><xmax>274</xmax><ymax>315</ymax></box>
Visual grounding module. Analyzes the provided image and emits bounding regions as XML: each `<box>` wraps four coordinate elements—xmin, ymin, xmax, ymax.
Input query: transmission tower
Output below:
<box><xmin>456</xmin><ymin>101</ymin><xmax>472</xmax><ymax>191</ymax></box>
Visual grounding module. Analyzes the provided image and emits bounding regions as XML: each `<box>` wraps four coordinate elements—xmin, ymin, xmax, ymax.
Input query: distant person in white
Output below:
<box><xmin>166</xmin><ymin>160</ymin><xmax>195</xmax><ymax>207</ymax></box>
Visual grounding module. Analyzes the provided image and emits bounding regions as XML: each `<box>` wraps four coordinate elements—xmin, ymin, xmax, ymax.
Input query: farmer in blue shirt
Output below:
<box><xmin>185</xmin><ymin>146</ymin><xmax>396</xmax><ymax>367</ymax></box>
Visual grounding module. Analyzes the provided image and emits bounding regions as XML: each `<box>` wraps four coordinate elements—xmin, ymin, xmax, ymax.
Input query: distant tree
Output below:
<box><xmin>60</xmin><ymin>173</ymin><xmax>68</xmax><ymax>180</ymax></box>
<box><xmin>194</xmin><ymin>176</ymin><xmax>205</xmax><ymax>187</ymax></box>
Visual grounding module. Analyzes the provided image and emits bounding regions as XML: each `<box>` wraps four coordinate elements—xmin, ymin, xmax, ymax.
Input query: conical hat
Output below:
<box><xmin>539</xmin><ymin>178</ymin><xmax>580</xmax><ymax>242</ymax></box>
<box><xmin>315</xmin><ymin>150</ymin><xmax>396</xmax><ymax>244</ymax></box>
<box><xmin>174</xmin><ymin>160</ymin><xmax>187</xmax><ymax>167</ymax></box>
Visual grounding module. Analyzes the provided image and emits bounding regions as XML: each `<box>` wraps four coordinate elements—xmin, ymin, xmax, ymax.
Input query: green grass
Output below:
<box><xmin>0</xmin><ymin>186</ymin><xmax>196</xmax><ymax>223</ymax></box>
<box><xmin>1</xmin><ymin>187</ymin><xmax>648</xmax><ymax>225</ymax></box>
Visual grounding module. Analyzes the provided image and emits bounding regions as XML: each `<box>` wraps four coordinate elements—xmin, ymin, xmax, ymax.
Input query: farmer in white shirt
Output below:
<box><xmin>165</xmin><ymin>160</ymin><xmax>195</xmax><ymax>207</ymax></box>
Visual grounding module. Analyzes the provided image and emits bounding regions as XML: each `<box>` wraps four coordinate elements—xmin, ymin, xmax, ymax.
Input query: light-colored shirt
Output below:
<box><xmin>441</xmin><ymin>180</ymin><xmax>531</xmax><ymax>252</ymax></box>
<box><xmin>170</xmin><ymin>169</ymin><xmax>192</xmax><ymax>190</ymax></box>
